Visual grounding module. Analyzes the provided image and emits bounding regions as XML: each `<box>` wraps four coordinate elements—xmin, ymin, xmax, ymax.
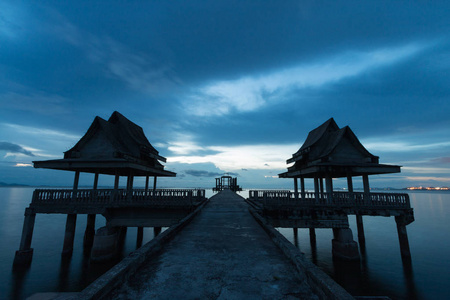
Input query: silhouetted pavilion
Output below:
<box><xmin>279</xmin><ymin>118</ymin><xmax>400</xmax><ymax>201</ymax></box>
<box><xmin>34</xmin><ymin>111</ymin><xmax>175</xmax><ymax>192</ymax></box>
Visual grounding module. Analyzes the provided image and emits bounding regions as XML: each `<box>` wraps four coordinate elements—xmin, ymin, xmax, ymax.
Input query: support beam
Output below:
<box><xmin>126</xmin><ymin>172</ymin><xmax>134</xmax><ymax>201</ymax></box>
<box><xmin>293</xmin><ymin>178</ymin><xmax>298</xmax><ymax>200</ymax></box>
<box><xmin>154</xmin><ymin>227</ymin><xmax>161</xmax><ymax>237</ymax></box>
<box><xmin>356</xmin><ymin>215</ymin><xmax>365</xmax><ymax>244</ymax></box>
<box><xmin>293</xmin><ymin>227</ymin><xmax>298</xmax><ymax>237</ymax></box>
<box><xmin>14</xmin><ymin>208</ymin><xmax>36</xmax><ymax>265</ymax></box>
<box><xmin>153</xmin><ymin>176</ymin><xmax>158</xmax><ymax>191</ymax></box>
<box><xmin>136</xmin><ymin>227</ymin><xmax>144</xmax><ymax>249</ymax></box>
<box><xmin>309</xmin><ymin>228</ymin><xmax>316</xmax><ymax>245</ymax></box>
<box><xmin>72</xmin><ymin>171</ymin><xmax>80</xmax><ymax>201</ymax></box>
<box><xmin>114</xmin><ymin>174</ymin><xmax>120</xmax><ymax>190</ymax></box>
<box><xmin>300</xmin><ymin>177</ymin><xmax>306</xmax><ymax>200</ymax></box>
<box><xmin>396</xmin><ymin>216</ymin><xmax>412</xmax><ymax>259</ymax></box>
<box><xmin>84</xmin><ymin>214</ymin><xmax>96</xmax><ymax>250</ymax></box>
<box><xmin>314</xmin><ymin>177</ymin><xmax>320</xmax><ymax>203</ymax></box>
<box><xmin>332</xmin><ymin>228</ymin><xmax>360</xmax><ymax>260</ymax></box>
<box><xmin>62</xmin><ymin>214</ymin><xmax>77</xmax><ymax>256</ymax></box>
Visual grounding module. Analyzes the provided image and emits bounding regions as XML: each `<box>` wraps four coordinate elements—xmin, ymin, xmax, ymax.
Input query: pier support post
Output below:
<box><xmin>396</xmin><ymin>216</ymin><xmax>411</xmax><ymax>259</ymax></box>
<box><xmin>136</xmin><ymin>227</ymin><xmax>144</xmax><ymax>248</ymax></box>
<box><xmin>14</xmin><ymin>208</ymin><xmax>36</xmax><ymax>265</ymax></box>
<box><xmin>309</xmin><ymin>228</ymin><xmax>316</xmax><ymax>244</ymax></box>
<box><xmin>293</xmin><ymin>227</ymin><xmax>298</xmax><ymax>237</ymax></box>
<box><xmin>356</xmin><ymin>215</ymin><xmax>365</xmax><ymax>244</ymax></box>
<box><xmin>83</xmin><ymin>214</ymin><xmax>96</xmax><ymax>250</ymax></box>
<box><xmin>154</xmin><ymin>227</ymin><xmax>162</xmax><ymax>237</ymax></box>
<box><xmin>91</xmin><ymin>226</ymin><xmax>119</xmax><ymax>262</ymax></box>
<box><xmin>332</xmin><ymin>228</ymin><xmax>360</xmax><ymax>260</ymax></box>
<box><xmin>62</xmin><ymin>214</ymin><xmax>77</xmax><ymax>256</ymax></box>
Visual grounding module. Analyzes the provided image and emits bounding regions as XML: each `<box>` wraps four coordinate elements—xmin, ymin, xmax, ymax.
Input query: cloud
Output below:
<box><xmin>46</xmin><ymin>11</ymin><xmax>179</xmax><ymax>95</ymax></box>
<box><xmin>186</xmin><ymin>42</ymin><xmax>431</xmax><ymax>116</ymax></box>
<box><xmin>14</xmin><ymin>163</ymin><xmax>32</xmax><ymax>167</ymax></box>
<box><xmin>0</xmin><ymin>142</ymin><xmax>35</xmax><ymax>156</ymax></box>
<box><xmin>0</xmin><ymin>92</ymin><xmax>69</xmax><ymax>115</ymax></box>
<box><xmin>184</xmin><ymin>170</ymin><xmax>223</xmax><ymax>177</ymax></box>
<box><xmin>168</xmin><ymin>143</ymin><xmax>298</xmax><ymax>171</ymax></box>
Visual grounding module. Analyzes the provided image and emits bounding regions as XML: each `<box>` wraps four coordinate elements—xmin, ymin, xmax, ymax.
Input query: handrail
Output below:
<box><xmin>249</xmin><ymin>190</ymin><xmax>411</xmax><ymax>209</ymax></box>
<box><xmin>31</xmin><ymin>188</ymin><xmax>206</xmax><ymax>207</ymax></box>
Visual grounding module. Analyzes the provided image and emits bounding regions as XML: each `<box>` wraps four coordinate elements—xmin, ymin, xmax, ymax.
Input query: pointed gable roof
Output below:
<box><xmin>280</xmin><ymin>118</ymin><xmax>400</xmax><ymax>178</ymax></box>
<box><xmin>34</xmin><ymin>112</ymin><xmax>175</xmax><ymax>177</ymax></box>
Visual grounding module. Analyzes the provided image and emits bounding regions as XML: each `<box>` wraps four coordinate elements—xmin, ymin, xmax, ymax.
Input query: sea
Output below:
<box><xmin>0</xmin><ymin>187</ymin><xmax>449</xmax><ymax>299</ymax></box>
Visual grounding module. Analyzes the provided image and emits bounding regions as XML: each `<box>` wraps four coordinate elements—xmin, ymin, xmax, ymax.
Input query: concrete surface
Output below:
<box><xmin>108</xmin><ymin>190</ymin><xmax>319</xmax><ymax>299</ymax></box>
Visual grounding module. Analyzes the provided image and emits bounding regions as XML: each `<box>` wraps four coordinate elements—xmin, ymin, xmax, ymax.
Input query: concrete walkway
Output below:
<box><xmin>108</xmin><ymin>190</ymin><xmax>319</xmax><ymax>299</ymax></box>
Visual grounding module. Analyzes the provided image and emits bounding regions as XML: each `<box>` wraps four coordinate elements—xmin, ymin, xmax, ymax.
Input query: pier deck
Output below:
<box><xmin>108</xmin><ymin>190</ymin><xmax>320</xmax><ymax>299</ymax></box>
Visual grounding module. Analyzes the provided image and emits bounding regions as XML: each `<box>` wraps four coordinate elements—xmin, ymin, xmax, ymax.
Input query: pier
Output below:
<box><xmin>56</xmin><ymin>190</ymin><xmax>352</xmax><ymax>299</ymax></box>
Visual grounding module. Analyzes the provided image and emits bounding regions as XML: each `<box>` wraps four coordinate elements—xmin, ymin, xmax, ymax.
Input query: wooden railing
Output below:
<box><xmin>31</xmin><ymin>188</ymin><xmax>206</xmax><ymax>207</ymax></box>
<box><xmin>249</xmin><ymin>190</ymin><xmax>410</xmax><ymax>209</ymax></box>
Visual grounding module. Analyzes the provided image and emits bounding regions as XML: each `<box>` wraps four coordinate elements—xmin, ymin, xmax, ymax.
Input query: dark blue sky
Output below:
<box><xmin>1</xmin><ymin>1</ymin><xmax>449</xmax><ymax>188</ymax></box>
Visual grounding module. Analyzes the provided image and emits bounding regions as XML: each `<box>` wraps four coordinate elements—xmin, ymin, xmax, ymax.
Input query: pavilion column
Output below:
<box><xmin>319</xmin><ymin>178</ymin><xmax>324</xmax><ymax>200</ymax></box>
<box><xmin>314</xmin><ymin>177</ymin><xmax>320</xmax><ymax>203</ymax></box>
<box><xmin>363</xmin><ymin>174</ymin><xmax>370</xmax><ymax>202</ymax></box>
<box><xmin>126</xmin><ymin>172</ymin><xmax>134</xmax><ymax>201</ymax></box>
<box><xmin>145</xmin><ymin>175</ymin><xmax>149</xmax><ymax>192</ymax></box>
<box><xmin>325</xmin><ymin>174</ymin><xmax>333</xmax><ymax>203</ymax></box>
<box><xmin>347</xmin><ymin>174</ymin><xmax>354</xmax><ymax>199</ymax></box>
<box><xmin>13</xmin><ymin>208</ymin><xmax>36</xmax><ymax>265</ymax></box>
<box><xmin>294</xmin><ymin>178</ymin><xmax>298</xmax><ymax>200</ymax></box>
<box><xmin>153</xmin><ymin>176</ymin><xmax>158</xmax><ymax>191</ymax></box>
<box><xmin>300</xmin><ymin>177</ymin><xmax>306</xmax><ymax>200</ymax></box>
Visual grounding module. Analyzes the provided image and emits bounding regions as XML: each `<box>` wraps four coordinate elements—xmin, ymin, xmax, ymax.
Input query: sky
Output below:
<box><xmin>1</xmin><ymin>1</ymin><xmax>449</xmax><ymax>189</ymax></box>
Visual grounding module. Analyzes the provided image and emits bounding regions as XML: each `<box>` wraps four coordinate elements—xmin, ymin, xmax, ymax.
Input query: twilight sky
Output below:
<box><xmin>1</xmin><ymin>1</ymin><xmax>450</xmax><ymax>189</ymax></box>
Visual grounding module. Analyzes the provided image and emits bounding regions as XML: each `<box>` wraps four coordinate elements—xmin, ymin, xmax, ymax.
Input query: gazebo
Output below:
<box><xmin>279</xmin><ymin>118</ymin><xmax>400</xmax><ymax>202</ymax></box>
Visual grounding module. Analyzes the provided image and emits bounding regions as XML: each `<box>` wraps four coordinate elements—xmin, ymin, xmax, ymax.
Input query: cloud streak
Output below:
<box><xmin>186</xmin><ymin>42</ymin><xmax>431</xmax><ymax>116</ymax></box>
<box><xmin>0</xmin><ymin>141</ymin><xmax>35</xmax><ymax>156</ymax></box>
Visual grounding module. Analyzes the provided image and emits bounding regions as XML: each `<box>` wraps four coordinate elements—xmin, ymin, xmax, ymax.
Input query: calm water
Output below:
<box><xmin>0</xmin><ymin>188</ymin><xmax>449</xmax><ymax>299</ymax></box>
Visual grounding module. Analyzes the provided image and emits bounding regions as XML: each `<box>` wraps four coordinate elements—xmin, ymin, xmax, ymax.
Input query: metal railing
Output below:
<box><xmin>31</xmin><ymin>188</ymin><xmax>206</xmax><ymax>207</ymax></box>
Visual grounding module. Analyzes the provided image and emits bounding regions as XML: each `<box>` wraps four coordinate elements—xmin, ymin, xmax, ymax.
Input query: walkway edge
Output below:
<box><xmin>78</xmin><ymin>200</ymin><xmax>210</xmax><ymax>300</ymax></box>
<box><xmin>249</xmin><ymin>207</ymin><xmax>354</xmax><ymax>300</ymax></box>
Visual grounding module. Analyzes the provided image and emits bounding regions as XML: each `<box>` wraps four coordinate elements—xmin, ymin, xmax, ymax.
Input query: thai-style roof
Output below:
<box><xmin>33</xmin><ymin>111</ymin><xmax>176</xmax><ymax>177</ymax></box>
<box><xmin>279</xmin><ymin>118</ymin><xmax>400</xmax><ymax>178</ymax></box>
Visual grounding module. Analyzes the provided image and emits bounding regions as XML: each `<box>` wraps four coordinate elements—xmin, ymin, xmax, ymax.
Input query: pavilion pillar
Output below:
<box><xmin>114</xmin><ymin>174</ymin><xmax>120</xmax><ymax>201</ymax></box>
<box><xmin>363</xmin><ymin>174</ymin><xmax>370</xmax><ymax>202</ymax></box>
<box><xmin>93</xmin><ymin>173</ymin><xmax>99</xmax><ymax>190</ymax></box>
<box><xmin>300</xmin><ymin>177</ymin><xmax>306</xmax><ymax>200</ymax></box>
<box><xmin>294</xmin><ymin>178</ymin><xmax>298</xmax><ymax>200</ymax></box>
<box><xmin>396</xmin><ymin>216</ymin><xmax>412</xmax><ymax>259</ymax></box>
<box><xmin>145</xmin><ymin>176</ymin><xmax>149</xmax><ymax>192</ymax></box>
<box><xmin>314</xmin><ymin>177</ymin><xmax>320</xmax><ymax>203</ymax></box>
<box><xmin>347</xmin><ymin>174</ymin><xmax>354</xmax><ymax>200</ymax></box>
<box><xmin>319</xmin><ymin>178</ymin><xmax>324</xmax><ymax>200</ymax></box>
<box><xmin>325</xmin><ymin>174</ymin><xmax>333</xmax><ymax>203</ymax></box>
<box><xmin>126</xmin><ymin>172</ymin><xmax>134</xmax><ymax>201</ymax></box>
<box><xmin>13</xmin><ymin>208</ymin><xmax>36</xmax><ymax>265</ymax></box>
<box><xmin>153</xmin><ymin>176</ymin><xmax>158</xmax><ymax>191</ymax></box>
